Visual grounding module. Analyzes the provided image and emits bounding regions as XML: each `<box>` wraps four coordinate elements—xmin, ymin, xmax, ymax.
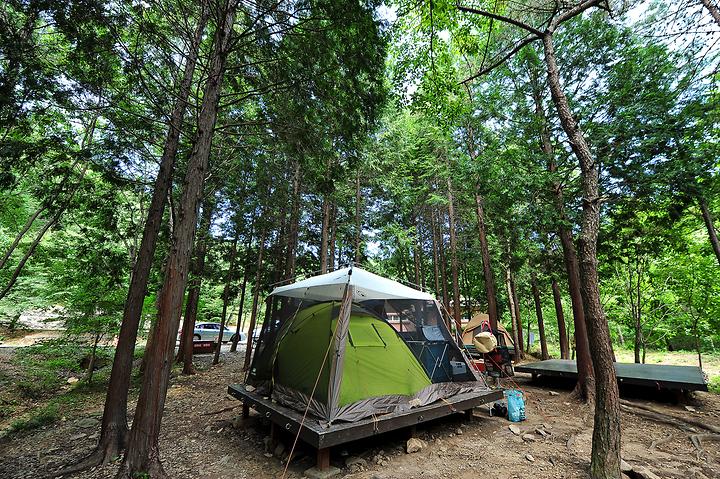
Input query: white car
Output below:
<box><xmin>191</xmin><ymin>322</ymin><xmax>234</xmax><ymax>343</ymax></box>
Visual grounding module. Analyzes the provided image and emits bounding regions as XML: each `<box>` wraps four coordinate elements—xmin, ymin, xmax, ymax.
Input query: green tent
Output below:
<box><xmin>247</xmin><ymin>267</ymin><xmax>487</xmax><ymax>423</ymax></box>
<box><xmin>273</xmin><ymin>302</ymin><xmax>432</xmax><ymax>408</ymax></box>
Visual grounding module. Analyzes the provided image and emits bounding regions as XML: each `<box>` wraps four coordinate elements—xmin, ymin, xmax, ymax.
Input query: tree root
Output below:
<box><xmin>50</xmin><ymin>432</ymin><xmax>124</xmax><ymax>478</ymax></box>
<box><xmin>115</xmin><ymin>456</ymin><xmax>168</xmax><ymax>479</ymax></box>
<box><xmin>690</xmin><ymin>433</ymin><xmax>720</xmax><ymax>461</ymax></box>
<box><xmin>649</xmin><ymin>434</ymin><xmax>673</xmax><ymax>450</ymax></box>
<box><xmin>619</xmin><ymin>399</ymin><xmax>720</xmax><ymax>434</ymax></box>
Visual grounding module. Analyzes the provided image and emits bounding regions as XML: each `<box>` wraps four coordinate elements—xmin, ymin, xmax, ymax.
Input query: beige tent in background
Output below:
<box><xmin>461</xmin><ymin>313</ymin><xmax>515</xmax><ymax>353</ymax></box>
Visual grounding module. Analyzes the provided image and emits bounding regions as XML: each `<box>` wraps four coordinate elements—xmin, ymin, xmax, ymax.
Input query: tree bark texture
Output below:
<box><xmin>230</xmin><ymin>267</ymin><xmax>249</xmax><ymax>353</ymax></box>
<box><xmin>475</xmin><ymin>194</ymin><xmax>499</xmax><ymax>329</ymax></box>
<box><xmin>505</xmin><ymin>268</ymin><xmax>522</xmax><ymax>360</ymax></box>
<box><xmin>118</xmin><ymin>3</ymin><xmax>236</xmax><ymax>476</ymax></box>
<box><xmin>531</xmin><ymin>274</ymin><xmax>549</xmax><ymax>360</ymax></box>
<box><xmin>446</xmin><ymin>177</ymin><xmax>462</xmax><ymax>333</ymax></box>
<box><xmin>354</xmin><ymin>169</ymin><xmax>363</xmax><ymax>263</ymax></box>
<box><xmin>699</xmin><ymin>196</ymin><xmax>720</xmax><ymax>266</ymax></box>
<box><xmin>285</xmin><ymin>161</ymin><xmax>301</xmax><ymax>279</ymax></box>
<box><xmin>429</xmin><ymin>210</ymin><xmax>442</xmax><ymax>299</ymax></box>
<box><xmin>543</xmin><ymin>32</ymin><xmax>621</xmax><ymax>479</ymax></box>
<box><xmin>177</xmin><ymin>201</ymin><xmax>215</xmax><ymax>374</ymax></box>
<box><xmin>551</xmin><ymin>278</ymin><xmax>570</xmax><ymax>359</ymax></box>
<box><xmin>535</xmin><ymin>54</ymin><xmax>595</xmax><ymax>394</ymax></box>
<box><xmin>243</xmin><ymin>226</ymin><xmax>267</xmax><ymax>370</ymax></box>
<box><xmin>510</xmin><ymin>274</ymin><xmax>524</xmax><ymax>354</ymax></box>
<box><xmin>214</xmin><ymin>233</ymin><xmax>239</xmax><ymax>365</ymax></box>
<box><xmin>82</xmin><ymin>6</ymin><xmax>209</xmax><ymax>469</ymax></box>
<box><xmin>320</xmin><ymin>194</ymin><xmax>330</xmax><ymax>274</ymax></box>
<box><xmin>702</xmin><ymin>0</ymin><xmax>720</xmax><ymax>27</ymax></box>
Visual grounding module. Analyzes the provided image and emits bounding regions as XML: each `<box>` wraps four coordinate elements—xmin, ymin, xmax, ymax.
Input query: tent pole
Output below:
<box><xmin>326</xmin><ymin>283</ymin><xmax>353</xmax><ymax>423</ymax></box>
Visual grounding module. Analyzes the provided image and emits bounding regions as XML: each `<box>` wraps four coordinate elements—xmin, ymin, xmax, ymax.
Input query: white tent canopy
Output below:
<box><xmin>271</xmin><ymin>266</ymin><xmax>435</xmax><ymax>301</ymax></box>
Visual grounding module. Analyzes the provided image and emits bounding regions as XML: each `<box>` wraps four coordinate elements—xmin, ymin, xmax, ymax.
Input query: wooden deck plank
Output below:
<box><xmin>515</xmin><ymin>359</ymin><xmax>708</xmax><ymax>391</ymax></box>
<box><xmin>227</xmin><ymin>384</ymin><xmax>503</xmax><ymax>448</ymax></box>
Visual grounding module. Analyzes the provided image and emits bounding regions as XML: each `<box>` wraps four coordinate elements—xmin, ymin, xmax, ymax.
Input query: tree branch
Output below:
<box><xmin>461</xmin><ymin>35</ymin><xmax>540</xmax><ymax>83</ymax></box>
<box><xmin>456</xmin><ymin>3</ymin><xmax>544</xmax><ymax>36</ymax></box>
<box><xmin>550</xmin><ymin>0</ymin><xmax>606</xmax><ymax>32</ymax></box>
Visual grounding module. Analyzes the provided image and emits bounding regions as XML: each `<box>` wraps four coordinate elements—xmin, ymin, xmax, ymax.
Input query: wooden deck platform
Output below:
<box><xmin>515</xmin><ymin>359</ymin><xmax>708</xmax><ymax>392</ymax></box>
<box><xmin>227</xmin><ymin>383</ymin><xmax>502</xmax><ymax>470</ymax></box>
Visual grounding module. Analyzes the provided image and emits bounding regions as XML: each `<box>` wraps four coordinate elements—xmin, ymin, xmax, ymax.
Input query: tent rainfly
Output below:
<box><xmin>247</xmin><ymin>267</ymin><xmax>490</xmax><ymax>423</ymax></box>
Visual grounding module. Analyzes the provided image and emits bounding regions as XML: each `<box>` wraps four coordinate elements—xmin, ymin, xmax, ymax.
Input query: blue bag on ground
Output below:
<box><xmin>504</xmin><ymin>389</ymin><xmax>526</xmax><ymax>422</ymax></box>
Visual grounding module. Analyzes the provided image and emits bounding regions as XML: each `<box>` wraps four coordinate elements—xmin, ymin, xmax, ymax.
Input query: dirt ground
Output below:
<box><xmin>0</xmin><ymin>351</ymin><xmax>719</xmax><ymax>479</ymax></box>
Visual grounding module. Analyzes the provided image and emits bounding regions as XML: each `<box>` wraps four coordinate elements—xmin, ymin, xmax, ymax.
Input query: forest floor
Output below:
<box><xmin>0</xmin><ymin>348</ymin><xmax>719</xmax><ymax>479</ymax></box>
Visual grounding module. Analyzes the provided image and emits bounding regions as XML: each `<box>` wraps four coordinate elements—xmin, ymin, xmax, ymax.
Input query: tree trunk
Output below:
<box><xmin>475</xmin><ymin>194</ymin><xmax>499</xmax><ymax>329</ymax></box>
<box><xmin>285</xmin><ymin>161</ymin><xmax>301</xmax><ymax>279</ymax></box>
<box><xmin>551</xmin><ymin>278</ymin><xmax>570</xmax><ymax>359</ymax></box>
<box><xmin>84</xmin><ymin>332</ymin><xmax>101</xmax><ymax>383</ymax></box>
<box><xmin>510</xmin><ymin>274</ymin><xmax>524</xmax><ymax>354</ymax></box>
<box><xmin>413</xmin><ymin>213</ymin><xmax>421</xmax><ymax>286</ymax></box>
<box><xmin>117</xmin><ymin>3</ymin><xmax>235</xmax><ymax>476</ymax></box>
<box><xmin>177</xmin><ymin>201</ymin><xmax>215</xmax><ymax>373</ymax></box>
<box><xmin>543</xmin><ymin>32</ymin><xmax>620</xmax><ymax>479</ymax></box>
<box><xmin>230</xmin><ymin>267</ymin><xmax>249</xmax><ymax>352</ymax></box>
<box><xmin>699</xmin><ymin>196</ymin><xmax>720</xmax><ymax>266</ymax></box>
<box><xmin>0</xmin><ymin>162</ymin><xmax>90</xmax><ymax>301</ymax></box>
<box><xmin>214</xmin><ymin>233</ymin><xmax>239</xmax><ymax>365</ymax></box>
<box><xmin>536</xmin><ymin>57</ymin><xmax>594</xmax><ymax>397</ymax></box>
<box><xmin>532</xmin><ymin>274</ymin><xmax>549</xmax><ymax>360</ymax></box>
<box><xmin>429</xmin><ymin>210</ymin><xmax>441</xmax><ymax>298</ymax></box>
<box><xmin>701</xmin><ymin>0</ymin><xmax>720</xmax><ymax>27</ymax></box>
<box><xmin>60</xmin><ymin>6</ymin><xmax>211</xmax><ymax>472</ymax></box>
<box><xmin>505</xmin><ymin>267</ymin><xmax>522</xmax><ymax>360</ymax></box>
<box><xmin>320</xmin><ymin>195</ymin><xmax>330</xmax><ymax>274</ymax></box>
<box><xmin>0</xmin><ymin>205</ymin><xmax>46</xmax><ymax>271</ymax></box>
<box><xmin>243</xmin><ymin>226</ymin><xmax>267</xmax><ymax>370</ymax></box>
<box><xmin>329</xmin><ymin>201</ymin><xmax>337</xmax><ymax>271</ymax></box>
<box><xmin>446</xmin><ymin>177</ymin><xmax>462</xmax><ymax>333</ymax></box>
<box><xmin>354</xmin><ymin>169</ymin><xmax>363</xmax><ymax>263</ymax></box>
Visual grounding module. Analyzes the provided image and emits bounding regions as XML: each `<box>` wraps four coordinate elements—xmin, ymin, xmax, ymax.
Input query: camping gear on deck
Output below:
<box><xmin>246</xmin><ymin>267</ymin><xmax>490</xmax><ymax>423</ymax></box>
<box><xmin>472</xmin><ymin>331</ymin><xmax>497</xmax><ymax>353</ymax></box>
<box><xmin>461</xmin><ymin>313</ymin><xmax>515</xmax><ymax>378</ymax></box>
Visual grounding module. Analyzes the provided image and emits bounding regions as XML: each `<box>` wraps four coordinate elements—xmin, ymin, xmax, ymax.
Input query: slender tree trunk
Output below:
<box><xmin>474</xmin><ymin>194</ymin><xmax>499</xmax><ymax>328</ymax></box>
<box><xmin>214</xmin><ymin>234</ymin><xmax>239</xmax><ymax>365</ymax></box>
<box><xmin>230</xmin><ymin>267</ymin><xmax>249</xmax><ymax>352</ymax></box>
<box><xmin>117</xmin><ymin>4</ymin><xmax>235</xmax><ymax>476</ymax></box>
<box><xmin>699</xmin><ymin>196</ymin><xmax>720</xmax><ymax>266</ymax></box>
<box><xmin>701</xmin><ymin>0</ymin><xmax>720</xmax><ymax>26</ymax></box>
<box><xmin>0</xmin><ymin>160</ymin><xmax>91</xmax><ymax>301</ymax></box>
<box><xmin>543</xmin><ymin>32</ymin><xmax>620</xmax><ymax>479</ymax></box>
<box><xmin>510</xmin><ymin>273</ymin><xmax>524</xmax><ymax>353</ymax></box>
<box><xmin>85</xmin><ymin>332</ymin><xmax>101</xmax><ymax>383</ymax></box>
<box><xmin>329</xmin><ymin>202</ymin><xmax>337</xmax><ymax>271</ymax></box>
<box><xmin>535</xmin><ymin>58</ymin><xmax>594</xmax><ymax>396</ymax></box>
<box><xmin>285</xmin><ymin>161</ymin><xmax>301</xmax><ymax>278</ymax></box>
<box><xmin>437</xmin><ymin>208</ymin><xmax>450</xmax><ymax>312</ymax></box>
<box><xmin>531</xmin><ymin>274</ymin><xmax>549</xmax><ymax>360</ymax></box>
<box><xmin>430</xmin><ymin>210</ymin><xmax>441</xmax><ymax>298</ymax></box>
<box><xmin>0</xmin><ymin>205</ymin><xmax>46</xmax><ymax>271</ymax></box>
<box><xmin>243</xmin><ymin>226</ymin><xmax>267</xmax><ymax>370</ymax></box>
<box><xmin>320</xmin><ymin>195</ymin><xmax>330</xmax><ymax>274</ymax></box>
<box><xmin>354</xmin><ymin>169</ymin><xmax>362</xmax><ymax>263</ymax></box>
<box><xmin>551</xmin><ymin>278</ymin><xmax>570</xmax><ymax>359</ymax></box>
<box><xmin>412</xmin><ymin>213</ymin><xmax>421</xmax><ymax>286</ymax></box>
<box><xmin>693</xmin><ymin>318</ymin><xmax>703</xmax><ymax>369</ymax></box>
<box><xmin>57</xmin><ymin>7</ymin><xmax>211</xmax><ymax>472</ymax></box>
<box><xmin>447</xmin><ymin>177</ymin><xmax>462</xmax><ymax>333</ymax></box>
<box><xmin>505</xmin><ymin>267</ymin><xmax>522</xmax><ymax>360</ymax></box>
<box><xmin>177</xmin><ymin>201</ymin><xmax>215</xmax><ymax>373</ymax></box>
